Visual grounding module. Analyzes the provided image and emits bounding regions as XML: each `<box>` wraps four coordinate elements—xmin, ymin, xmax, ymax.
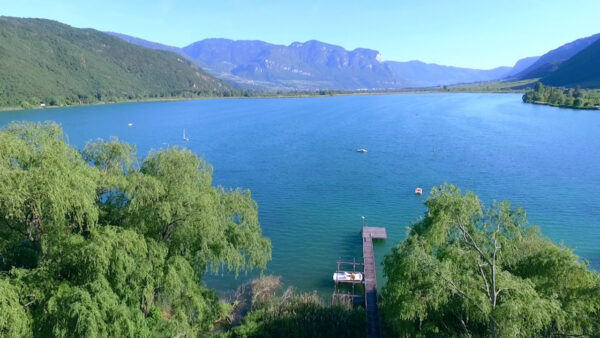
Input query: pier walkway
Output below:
<box><xmin>362</xmin><ymin>226</ymin><xmax>386</xmax><ymax>338</ymax></box>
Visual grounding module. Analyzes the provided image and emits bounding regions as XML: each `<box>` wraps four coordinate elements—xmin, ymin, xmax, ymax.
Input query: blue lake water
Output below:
<box><xmin>1</xmin><ymin>93</ymin><xmax>599</xmax><ymax>296</ymax></box>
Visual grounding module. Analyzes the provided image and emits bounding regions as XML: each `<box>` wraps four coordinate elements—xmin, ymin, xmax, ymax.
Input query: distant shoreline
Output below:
<box><xmin>525</xmin><ymin>100</ymin><xmax>600</xmax><ymax>111</ymax></box>
<box><xmin>522</xmin><ymin>83</ymin><xmax>600</xmax><ymax>111</ymax></box>
<box><xmin>0</xmin><ymin>88</ymin><xmax>528</xmax><ymax>113</ymax></box>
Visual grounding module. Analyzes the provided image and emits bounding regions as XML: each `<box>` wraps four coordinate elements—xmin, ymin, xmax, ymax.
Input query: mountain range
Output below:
<box><xmin>111</xmin><ymin>30</ymin><xmax>600</xmax><ymax>90</ymax></box>
<box><xmin>110</xmin><ymin>33</ymin><xmax>540</xmax><ymax>91</ymax></box>
<box><xmin>0</xmin><ymin>17</ymin><xmax>230</xmax><ymax>108</ymax></box>
<box><xmin>1</xmin><ymin>16</ymin><xmax>599</xmax><ymax>110</ymax></box>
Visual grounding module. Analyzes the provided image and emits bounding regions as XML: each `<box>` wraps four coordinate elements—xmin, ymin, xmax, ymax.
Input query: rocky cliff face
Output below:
<box><xmin>182</xmin><ymin>39</ymin><xmax>403</xmax><ymax>90</ymax></box>
<box><xmin>110</xmin><ymin>33</ymin><xmax>529</xmax><ymax>91</ymax></box>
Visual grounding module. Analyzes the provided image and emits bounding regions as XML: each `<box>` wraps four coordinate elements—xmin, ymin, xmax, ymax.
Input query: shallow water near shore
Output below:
<box><xmin>1</xmin><ymin>93</ymin><xmax>598</xmax><ymax>296</ymax></box>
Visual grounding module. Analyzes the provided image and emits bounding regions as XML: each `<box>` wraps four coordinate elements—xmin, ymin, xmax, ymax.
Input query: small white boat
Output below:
<box><xmin>127</xmin><ymin>123</ymin><xmax>133</xmax><ymax>127</ymax></box>
<box><xmin>183</xmin><ymin>129</ymin><xmax>190</xmax><ymax>142</ymax></box>
<box><xmin>357</xmin><ymin>148</ymin><xmax>367</xmax><ymax>153</ymax></box>
<box><xmin>415</xmin><ymin>187</ymin><xmax>423</xmax><ymax>195</ymax></box>
<box><xmin>333</xmin><ymin>271</ymin><xmax>363</xmax><ymax>282</ymax></box>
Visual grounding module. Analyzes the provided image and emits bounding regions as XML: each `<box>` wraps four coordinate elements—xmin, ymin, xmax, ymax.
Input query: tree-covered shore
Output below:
<box><xmin>381</xmin><ymin>185</ymin><xmax>600</xmax><ymax>337</ymax></box>
<box><xmin>1</xmin><ymin>122</ymin><xmax>598</xmax><ymax>337</ymax></box>
<box><xmin>0</xmin><ymin>121</ymin><xmax>270</xmax><ymax>336</ymax></box>
<box><xmin>0</xmin><ymin>84</ymin><xmax>526</xmax><ymax>112</ymax></box>
<box><xmin>523</xmin><ymin>82</ymin><xmax>600</xmax><ymax>110</ymax></box>
<box><xmin>0</xmin><ymin>89</ymin><xmax>348</xmax><ymax>111</ymax></box>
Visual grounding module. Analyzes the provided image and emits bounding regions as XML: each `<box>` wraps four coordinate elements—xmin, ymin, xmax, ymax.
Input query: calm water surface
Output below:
<box><xmin>1</xmin><ymin>93</ymin><xmax>599</xmax><ymax>296</ymax></box>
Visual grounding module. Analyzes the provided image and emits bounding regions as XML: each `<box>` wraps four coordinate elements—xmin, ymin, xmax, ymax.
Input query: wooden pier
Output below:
<box><xmin>362</xmin><ymin>226</ymin><xmax>386</xmax><ymax>338</ymax></box>
<box><xmin>331</xmin><ymin>226</ymin><xmax>387</xmax><ymax>337</ymax></box>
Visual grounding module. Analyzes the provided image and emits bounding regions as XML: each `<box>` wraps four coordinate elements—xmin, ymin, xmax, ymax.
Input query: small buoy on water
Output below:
<box><xmin>415</xmin><ymin>187</ymin><xmax>423</xmax><ymax>195</ymax></box>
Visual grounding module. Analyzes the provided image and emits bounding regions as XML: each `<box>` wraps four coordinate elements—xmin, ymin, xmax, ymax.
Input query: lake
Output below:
<box><xmin>1</xmin><ymin>93</ymin><xmax>599</xmax><ymax>296</ymax></box>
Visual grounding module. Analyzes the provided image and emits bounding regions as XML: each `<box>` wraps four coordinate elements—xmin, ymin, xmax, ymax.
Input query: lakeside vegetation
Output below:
<box><xmin>0</xmin><ymin>89</ymin><xmax>369</xmax><ymax>111</ymax></box>
<box><xmin>1</xmin><ymin>123</ymin><xmax>598</xmax><ymax>337</ymax></box>
<box><xmin>0</xmin><ymin>122</ymin><xmax>270</xmax><ymax>336</ymax></box>
<box><xmin>217</xmin><ymin>276</ymin><xmax>365</xmax><ymax>338</ymax></box>
<box><xmin>523</xmin><ymin>82</ymin><xmax>600</xmax><ymax>109</ymax></box>
<box><xmin>381</xmin><ymin>185</ymin><xmax>600</xmax><ymax>337</ymax></box>
<box><xmin>0</xmin><ymin>84</ymin><xmax>537</xmax><ymax>112</ymax></box>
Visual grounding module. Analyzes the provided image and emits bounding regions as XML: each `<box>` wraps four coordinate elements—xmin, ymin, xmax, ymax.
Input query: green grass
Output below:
<box><xmin>443</xmin><ymin>78</ymin><xmax>539</xmax><ymax>92</ymax></box>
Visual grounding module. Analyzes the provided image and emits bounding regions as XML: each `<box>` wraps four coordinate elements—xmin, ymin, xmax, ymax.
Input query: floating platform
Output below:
<box><xmin>333</xmin><ymin>271</ymin><xmax>364</xmax><ymax>283</ymax></box>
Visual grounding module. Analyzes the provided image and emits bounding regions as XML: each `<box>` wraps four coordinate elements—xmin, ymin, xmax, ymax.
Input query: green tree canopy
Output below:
<box><xmin>522</xmin><ymin>82</ymin><xmax>600</xmax><ymax>108</ymax></box>
<box><xmin>0</xmin><ymin>277</ymin><xmax>32</xmax><ymax>337</ymax></box>
<box><xmin>0</xmin><ymin>121</ymin><xmax>271</xmax><ymax>337</ymax></box>
<box><xmin>381</xmin><ymin>184</ymin><xmax>600</xmax><ymax>337</ymax></box>
<box><xmin>0</xmin><ymin>122</ymin><xmax>99</xmax><ymax>269</ymax></box>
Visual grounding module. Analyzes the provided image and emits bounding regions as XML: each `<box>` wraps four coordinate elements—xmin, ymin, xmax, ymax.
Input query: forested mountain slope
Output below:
<box><xmin>541</xmin><ymin>38</ymin><xmax>600</xmax><ymax>88</ymax></box>
<box><xmin>0</xmin><ymin>17</ymin><xmax>230</xmax><ymax>108</ymax></box>
<box><xmin>514</xmin><ymin>33</ymin><xmax>600</xmax><ymax>79</ymax></box>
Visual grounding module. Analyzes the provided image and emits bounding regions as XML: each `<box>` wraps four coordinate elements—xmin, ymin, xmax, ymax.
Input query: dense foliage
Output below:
<box><xmin>523</xmin><ymin>82</ymin><xmax>600</xmax><ymax>109</ymax></box>
<box><xmin>0</xmin><ymin>121</ymin><xmax>271</xmax><ymax>337</ymax></box>
<box><xmin>0</xmin><ymin>17</ymin><xmax>234</xmax><ymax>109</ymax></box>
<box><xmin>221</xmin><ymin>276</ymin><xmax>366</xmax><ymax>338</ymax></box>
<box><xmin>381</xmin><ymin>184</ymin><xmax>600</xmax><ymax>337</ymax></box>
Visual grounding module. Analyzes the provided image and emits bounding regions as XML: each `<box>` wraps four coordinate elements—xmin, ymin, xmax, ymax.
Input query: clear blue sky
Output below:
<box><xmin>3</xmin><ymin>0</ymin><xmax>600</xmax><ymax>69</ymax></box>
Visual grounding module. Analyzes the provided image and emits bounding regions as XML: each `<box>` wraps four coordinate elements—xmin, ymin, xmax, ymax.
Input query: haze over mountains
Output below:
<box><xmin>384</xmin><ymin>61</ymin><xmax>511</xmax><ymax>88</ymax></box>
<box><xmin>110</xmin><ymin>33</ymin><xmax>538</xmax><ymax>90</ymax></box>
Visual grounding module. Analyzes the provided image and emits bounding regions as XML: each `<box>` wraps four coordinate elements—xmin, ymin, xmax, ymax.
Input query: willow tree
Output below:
<box><xmin>0</xmin><ymin>122</ymin><xmax>99</xmax><ymax>269</ymax></box>
<box><xmin>0</xmin><ymin>278</ymin><xmax>32</xmax><ymax>336</ymax></box>
<box><xmin>0</xmin><ymin>121</ymin><xmax>271</xmax><ymax>337</ymax></box>
<box><xmin>81</xmin><ymin>139</ymin><xmax>272</xmax><ymax>276</ymax></box>
<box><xmin>381</xmin><ymin>184</ymin><xmax>600</xmax><ymax>337</ymax></box>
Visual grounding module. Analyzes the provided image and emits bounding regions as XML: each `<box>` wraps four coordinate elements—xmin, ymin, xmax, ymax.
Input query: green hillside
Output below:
<box><xmin>542</xmin><ymin>38</ymin><xmax>600</xmax><ymax>88</ymax></box>
<box><xmin>0</xmin><ymin>17</ymin><xmax>231</xmax><ymax>108</ymax></box>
